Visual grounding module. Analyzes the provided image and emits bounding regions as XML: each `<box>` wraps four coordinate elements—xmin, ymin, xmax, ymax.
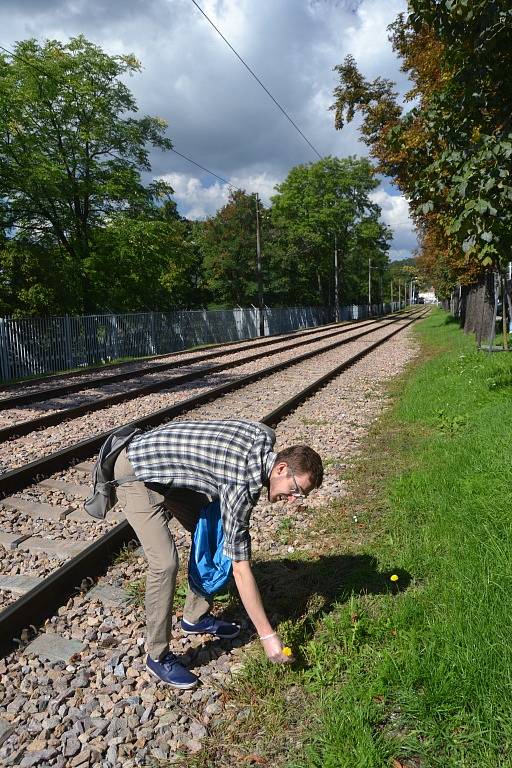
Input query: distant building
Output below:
<box><xmin>418</xmin><ymin>289</ymin><xmax>437</xmax><ymax>304</ymax></box>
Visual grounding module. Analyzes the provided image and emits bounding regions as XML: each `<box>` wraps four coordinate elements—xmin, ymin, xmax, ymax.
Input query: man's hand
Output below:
<box><xmin>232</xmin><ymin>560</ymin><xmax>294</xmax><ymax>663</ymax></box>
<box><xmin>260</xmin><ymin>633</ymin><xmax>295</xmax><ymax>664</ymax></box>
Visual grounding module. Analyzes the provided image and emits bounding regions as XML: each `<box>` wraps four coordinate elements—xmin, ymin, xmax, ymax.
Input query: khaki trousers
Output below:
<box><xmin>114</xmin><ymin>448</ymin><xmax>213</xmax><ymax>660</ymax></box>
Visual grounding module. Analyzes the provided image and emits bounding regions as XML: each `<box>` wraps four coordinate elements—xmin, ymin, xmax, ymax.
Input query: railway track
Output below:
<box><xmin>0</xmin><ymin>319</ymin><xmax>348</xmax><ymax>406</ymax></box>
<box><xmin>0</xmin><ymin>308</ymin><xmax>426</xmax><ymax>655</ymax></box>
<box><xmin>0</xmin><ymin>316</ymin><xmax>398</xmax><ymax>440</ymax></box>
<box><xmin>0</xmin><ymin>313</ymin><xmax>416</xmax><ymax>477</ymax></box>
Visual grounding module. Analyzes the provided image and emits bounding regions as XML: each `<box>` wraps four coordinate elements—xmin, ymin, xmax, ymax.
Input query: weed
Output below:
<box><xmin>125</xmin><ymin>576</ymin><xmax>145</xmax><ymax>605</ymax></box>
<box><xmin>435</xmin><ymin>407</ymin><xmax>468</xmax><ymax>434</ymax></box>
<box><xmin>277</xmin><ymin>516</ymin><xmax>294</xmax><ymax>543</ymax></box>
<box><xmin>113</xmin><ymin>541</ymin><xmax>140</xmax><ymax>565</ymax></box>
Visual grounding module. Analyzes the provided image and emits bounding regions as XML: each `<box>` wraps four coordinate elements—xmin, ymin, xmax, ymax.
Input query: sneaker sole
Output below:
<box><xmin>146</xmin><ymin>664</ymin><xmax>198</xmax><ymax>689</ymax></box>
<box><xmin>181</xmin><ymin>626</ymin><xmax>240</xmax><ymax>639</ymax></box>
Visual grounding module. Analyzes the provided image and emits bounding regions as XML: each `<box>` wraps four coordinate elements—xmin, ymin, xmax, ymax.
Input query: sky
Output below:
<box><xmin>0</xmin><ymin>0</ymin><xmax>417</xmax><ymax>261</ymax></box>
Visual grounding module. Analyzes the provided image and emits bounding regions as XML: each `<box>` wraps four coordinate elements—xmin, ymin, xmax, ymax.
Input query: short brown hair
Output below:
<box><xmin>274</xmin><ymin>445</ymin><xmax>323</xmax><ymax>488</ymax></box>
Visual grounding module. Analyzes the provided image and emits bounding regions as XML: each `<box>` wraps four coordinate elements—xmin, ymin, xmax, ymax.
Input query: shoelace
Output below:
<box><xmin>160</xmin><ymin>654</ymin><xmax>179</xmax><ymax>669</ymax></box>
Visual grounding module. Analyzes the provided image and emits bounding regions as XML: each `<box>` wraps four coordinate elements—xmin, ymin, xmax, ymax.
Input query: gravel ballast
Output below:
<box><xmin>0</xmin><ymin>322</ymin><xmax>419</xmax><ymax>767</ymax></box>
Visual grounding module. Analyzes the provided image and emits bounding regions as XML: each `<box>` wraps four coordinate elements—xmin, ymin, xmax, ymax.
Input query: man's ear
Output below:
<box><xmin>275</xmin><ymin>461</ymin><xmax>289</xmax><ymax>476</ymax></box>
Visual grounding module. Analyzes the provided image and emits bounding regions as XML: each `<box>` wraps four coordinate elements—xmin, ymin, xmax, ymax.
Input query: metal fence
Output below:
<box><xmin>0</xmin><ymin>302</ymin><xmax>404</xmax><ymax>383</ymax></box>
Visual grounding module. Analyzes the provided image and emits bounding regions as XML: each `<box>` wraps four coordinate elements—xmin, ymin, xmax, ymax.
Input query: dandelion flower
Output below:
<box><xmin>390</xmin><ymin>574</ymin><xmax>399</xmax><ymax>582</ymax></box>
<box><xmin>282</xmin><ymin>646</ymin><xmax>293</xmax><ymax>656</ymax></box>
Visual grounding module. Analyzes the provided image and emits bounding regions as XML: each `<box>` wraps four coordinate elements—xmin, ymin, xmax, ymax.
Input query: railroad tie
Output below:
<box><xmin>39</xmin><ymin>479</ymin><xmax>92</xmax><ymax>499</ymax></box>
<box><xmin>13</xmin><ymin>536</ymin><xmax>88</xmax><ymax>557</ymax></box>
<box><xmin>66</xmin><ymin>505</ymin><xmax>125</xmax><ymax>523</ymax></box>
<box><xmin>0</xmin><ymin>497</ymin><xmax>72</xmax><ymax>521</ymax></box>
<box><xmin>0</xmin><ymin>574</ymin><xmax>44</xmax><ymax>595</ymax></box>
<box><xmin>23</xmin><ymin>632</ymin><xmax>85</xmax><ymax>663</ymax></box>
<box><xmin>0</xmin><ymin>531</ymin><xmax>31</xmax><ymax>551</ymax></box>
<box><xmin>85</xmin><ymin>583</ymin><xmax>131</xmax><ymax>608</ymax></box>
<box><xmin>73</xmin><ymin>461</ymin><xmax>96</xmax><ymax>474</ymax></box>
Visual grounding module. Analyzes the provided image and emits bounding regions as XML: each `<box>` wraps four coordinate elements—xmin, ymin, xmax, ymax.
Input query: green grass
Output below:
<box><xmin>175</xmin><ymin>308</ymin><xmax>512</xmax><ymax>768</ymax></box>
<box><xmin>289</xmin><ymin>309</ymin><xmax>512</xmax><ymax>767</ymax></box>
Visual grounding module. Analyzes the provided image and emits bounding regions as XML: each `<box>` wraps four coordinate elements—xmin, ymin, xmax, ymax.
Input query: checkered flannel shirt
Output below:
<box><xmin>127</xmin><ymin>419</ymin><xmax>277</xmax><ymax>560</ymax></box>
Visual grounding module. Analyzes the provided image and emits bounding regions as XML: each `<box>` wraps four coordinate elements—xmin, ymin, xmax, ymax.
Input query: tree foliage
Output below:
<box><xmin>199</xmin><ymin>190</ymin><xmax>266</xmax><ymax>307</ymax></box>
<box><xmin>87</xmin><ymin>215</ymin><xmax>200</xmax><ymax>313</ymax></box>
<box><xmin>331</xmin><ymin>1</ymin><xmax>512</xmax><ymax>296</ymax></box>
<box><xmin>0</xmin><ymin>35</ymin><xmax>398</xmax><ymax>317</ymax></box>
<box><xmin>0</xmin><ymin>35</ymin><xmax>173</xmax><ymax>312</ymax></box>
<box><xmin>269</xmin><ymin>156</ymin><xmax>391</xmax><ymax>305</ymax></box>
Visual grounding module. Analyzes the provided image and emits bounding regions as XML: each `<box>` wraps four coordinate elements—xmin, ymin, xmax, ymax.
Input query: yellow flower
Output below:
<box><xmin>390</xmin><ymin>574</ymin><xmax>399</xmax><ymax>582</ymax></box>
<box><xmin>282</xmin><ymin>646</ymin><xmax>293</xmax><ymax>656</ymax></box>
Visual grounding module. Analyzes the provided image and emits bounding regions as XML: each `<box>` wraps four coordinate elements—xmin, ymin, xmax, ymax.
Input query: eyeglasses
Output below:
<box><xmin>289</xmin><ymin>470</ymin><xmax>306</xmax><ymax>502</ymax></box>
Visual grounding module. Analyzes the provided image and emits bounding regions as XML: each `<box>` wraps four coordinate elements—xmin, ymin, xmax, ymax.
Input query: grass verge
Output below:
<box><xmin>170</xmin><ymin>308</ymin><xmax>512</xmax><ymax>768</ymax></box>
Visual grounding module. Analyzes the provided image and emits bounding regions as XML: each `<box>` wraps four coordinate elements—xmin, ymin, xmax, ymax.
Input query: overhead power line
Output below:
<box><xmin>171</xmin><ymin>148</ymin><xmax>236</xmax><ymax>189</ymax></box>
<box><xmin>0</xmin><ymin>43</ymin><xmax>249</xmax><ymax>195</ymax></box>
<box><xmin>189</xmin><ymin>0</ymin><xmax>323</xmax><ymax>161</ymax></box>
<box><xmin>0</xmin><ymin>44</ymin><xmax>236</xmax><ymax>191</ymax></box>
<box><xmin>0</xmin><ymin>43</ymin><xmax>59</xmax><ymax>81</ymax></box>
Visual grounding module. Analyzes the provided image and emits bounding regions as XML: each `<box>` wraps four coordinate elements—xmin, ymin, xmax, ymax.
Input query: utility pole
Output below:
<box><xmin>334</xmin><ymin>232</ymin><xmax>340</xmax><ymax>322</ymax></box>
<box><xmin>398</xmin><ymin>280</ymin><xmax>401</xmax><ymax>307</ymax></box>
<box><xmin>391</xmin><ymin>279</ymin><xmax>394</xmax><ymax>307</ymax></box>
<box><xmin>368</xmin><ymin>258</ymin><xmax>372</xmax><ymax>316</ymax></box>
<box><xmin>255</xmin><ymin>193</ymin><xmax>264</xmax><ymax>336</ymax></box>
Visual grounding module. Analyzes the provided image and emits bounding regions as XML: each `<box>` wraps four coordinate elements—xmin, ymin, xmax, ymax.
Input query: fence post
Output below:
<box><xmin>64</xmin><ymin>315</ymin><xmax>73</xmax><ymax>369</ymax></box>
<box><xmin>0</xmin><ymin>318</ymin><xmax>11</xmax><ymax>381</ymax></box>
<box><xmin>150</xmin><ymin>313</ymin><xmax>156</xmax><ymax>355</ymax></box>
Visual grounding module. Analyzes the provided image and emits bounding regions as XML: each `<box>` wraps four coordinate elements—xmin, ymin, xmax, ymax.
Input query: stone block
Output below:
<box><xmin>24</xmin><ymin>632</ymin><xmax>84</xmax><ymax>663</ymax></box>
<box><xmin>0</xmin><ymin>718</ymin><xmax>14</xmax><ymax>746</ymax></box>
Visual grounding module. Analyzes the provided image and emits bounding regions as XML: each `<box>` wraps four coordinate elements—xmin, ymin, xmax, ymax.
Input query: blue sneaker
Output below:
<box><xmin>181</xmin><ymin>614</ymin><xmax>240</xmax><ymax>639</ymax></box>
<box><xmin>146</xmin><ymin>652</ymin><xmax>198</xmax><ymax>689</ymax></box>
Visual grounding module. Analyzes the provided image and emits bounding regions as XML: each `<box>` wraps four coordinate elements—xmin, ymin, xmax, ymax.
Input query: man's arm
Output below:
<box><xmin>232</xmin><ymin>559</ymin><xmax>293</xmax><ymax>663</ymax></box>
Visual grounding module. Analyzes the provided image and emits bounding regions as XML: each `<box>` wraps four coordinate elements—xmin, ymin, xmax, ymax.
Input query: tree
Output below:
<box><xmin>331</xmin><ymin>3</ymin><xmax>512</xmax><ymax>294</ymax></box>
<box><xmin>0</xmin><ymin>237</ymin><xmax>81</xmax><ymax>316</ymax></box>
<box><xmin>270</xmin><ymin>156</ymin><xmax>391</xmax><ymax>306</ymax></box>
<box><xmin>199</xmin><ymin>190</ymin><xmax>263</xmax><ymax>307</ymax></box>
<box><xmin>86</xmin><ymin>215</ymin><xmax>200</xmax><ymax>312</ymax></box>
<box><xmin>0</xmin><ymin>35</ymin><xmax>173</xmax><ymax>311</ymax></box>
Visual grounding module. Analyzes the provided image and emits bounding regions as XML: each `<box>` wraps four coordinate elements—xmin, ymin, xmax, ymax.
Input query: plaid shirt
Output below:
<box><xmin>127</xmin><ymin>419</ymin><xmax>277</xmax><ymax>560</ymax></box>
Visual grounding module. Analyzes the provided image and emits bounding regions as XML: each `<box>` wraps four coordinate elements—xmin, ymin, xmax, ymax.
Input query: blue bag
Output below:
<box><xmin>188</xmin><ymin>500</ymin><xmax>233</xmax><ymax>597</ymax></box>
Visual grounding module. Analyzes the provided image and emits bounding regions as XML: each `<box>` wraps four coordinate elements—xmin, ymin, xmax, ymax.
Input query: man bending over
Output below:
<box><xmin>114</xmin><ymin>418</ymin><xmax>323</xmax><ymax>689</ymax></box>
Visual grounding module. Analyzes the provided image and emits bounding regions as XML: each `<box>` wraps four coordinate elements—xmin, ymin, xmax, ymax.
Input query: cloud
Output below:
<box><xmin>159</xmin><ymin>169</ymin><xmax>281</xmax><ymax>218</ymax></box>
<box><xmin>160</xmin><ymin>174</ymin><xmax>229</xmax><ymax>219</ymax></box>
<box><xmin>1</xmin><ymin>0</ymin><xmax>415</xmax><ymax>253</ymax></box>
<box><xmin>371</xmin><ymin>188</ymin><xmax>417</xmax><ymax>261</ymax></box>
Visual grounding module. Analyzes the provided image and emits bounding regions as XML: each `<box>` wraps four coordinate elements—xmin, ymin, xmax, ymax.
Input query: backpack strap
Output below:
<box><xmin>111</xmin><ymin>474</ymin><xmax>138</xmax><ymax>488</ymax></box>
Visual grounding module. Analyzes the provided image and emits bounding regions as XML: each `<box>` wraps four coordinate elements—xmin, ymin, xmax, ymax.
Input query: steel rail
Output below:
<box><xmin>0</xmin><ymin>320</ymin><xmax>352</xmax><ymax>409</ymax></box>
<box><xmin>0</xmin><ymin>310</ymin><xmax>426</xmax><ymax>655</ymax></box>
<box><xmin>0</xmin><ymin>314</ymin><xmax>417</xmax><ymax>501</ymax></box>
<box><xmin>0</xmin><ymin>317</ymin><xmax>393</xmax><ymax>441</ymax></box>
